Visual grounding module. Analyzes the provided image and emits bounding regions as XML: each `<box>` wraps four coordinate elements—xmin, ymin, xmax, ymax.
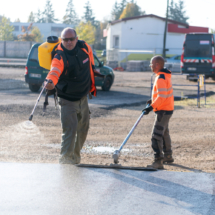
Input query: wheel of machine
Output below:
<box><xmin>102</xmin><ymin>76</ymin><xmax>112</xmax><ymax>91</ymax></box>
<box><xmin>29</xmin><ymin>83</ymin><xmax>41</xmax><ymax>92</ymax></box>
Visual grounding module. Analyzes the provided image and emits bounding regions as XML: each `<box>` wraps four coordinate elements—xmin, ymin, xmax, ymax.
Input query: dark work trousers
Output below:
<box><xmin>151</xmin><ymin>112</ymin><xmax>173</xmax><ymax>159</ymax></box>
<box><xmin>59</xmin><ymin>96</ymin><xmax>89</xmax><ymax>163</ymax></box>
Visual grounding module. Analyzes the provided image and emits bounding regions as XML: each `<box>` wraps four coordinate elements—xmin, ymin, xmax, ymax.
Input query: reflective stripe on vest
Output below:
<box><xmin>153</xmin><ymin>86</ymin><xmax>173</xmax><ymax>98</ymax></box>
<box><xmin>157</xmin><ymin>92</ymin><xmax>173</xmax><ymax>98</ymax></box>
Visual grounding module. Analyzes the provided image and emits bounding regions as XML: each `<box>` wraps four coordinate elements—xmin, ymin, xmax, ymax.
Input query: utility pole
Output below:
<box><xmin>163</xmin><ymin>0</ymin><xmax>169</xmax><ymax>58</ymax></box>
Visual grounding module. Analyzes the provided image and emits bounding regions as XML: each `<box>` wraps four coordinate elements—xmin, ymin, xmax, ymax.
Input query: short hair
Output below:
<box><xmin>61</xmin><ymin>27</ymin><xmax>77</xmax><ymax>38</ymax></box>
<box><xmin>152</xmin><ymin>55</ymin><xmax>165</xmax><ymax>68</ymax></box>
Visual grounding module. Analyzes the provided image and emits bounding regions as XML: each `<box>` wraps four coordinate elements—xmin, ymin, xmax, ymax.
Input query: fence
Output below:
<box><xmin>106</xmin><ymin>49</ymin><xmax>155</xmax><ymax>71</ymax></box>
<box><xmin>106</xmin><ymin>48</ymin><xmax>183</xmax><ymax>72</ymax></box>
<box><xmin>165</xmin><ymin>62</ymin><xmax>181</xmax><ymax>73</ymax></box>
<box><xmin>150</xmin><ymin>74</ymin><xmax>206</xmax><ymax>108</ymax></box>
<box><xmin>0</xmin><ymin>41</ymin><xmax>36</xmax><ymax>58</ymax></box>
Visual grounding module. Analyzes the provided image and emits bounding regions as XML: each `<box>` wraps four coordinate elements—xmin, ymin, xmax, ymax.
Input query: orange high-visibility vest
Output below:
<box><xmin>46</xmin><ymin>41</ymin><xmax>96</xmax><ymax>97</ymax></box>
<box><xmin>151</xmin><ymin>69</ymin><xmax>174</xmax><ymax>112</ymax></box>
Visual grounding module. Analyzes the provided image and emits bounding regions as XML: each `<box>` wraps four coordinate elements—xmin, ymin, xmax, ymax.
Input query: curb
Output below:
<box><xmin>0</xmin><ymin>64</ymin><xmax>25</xmax><ymax>68</ymax></box>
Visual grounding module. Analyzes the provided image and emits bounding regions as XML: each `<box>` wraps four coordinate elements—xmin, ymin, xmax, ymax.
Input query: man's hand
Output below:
<box><xmin>44</xmin><ymin>80</ymin><xmax>55</xmax><ymax>90</ymax></box>
<box><xmin>142</xmin><ymin>106</ymin><xmax>153</xmax><ymax>115</ymax></box>
<box><xmin>146</xmin><ymin>99</ymin><xmax>152</xmax><ymax>105</ymax></box>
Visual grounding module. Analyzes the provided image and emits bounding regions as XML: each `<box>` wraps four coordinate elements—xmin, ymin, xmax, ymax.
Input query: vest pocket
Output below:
<box><xmin>57</xmin><ymin>80</ymin><xmax>68</xmax><ymax>93</ymax></box>
<box><xmin>65</xmin><ymin>82</ymin><xmax>84</xmax><ymax>94</ymax></box>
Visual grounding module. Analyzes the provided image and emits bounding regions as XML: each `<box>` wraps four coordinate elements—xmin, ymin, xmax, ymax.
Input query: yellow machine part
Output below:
<box><xmin>38</xmin><ymin>37</ymin><xmax>61</xmax><ymax>70</ymax></box>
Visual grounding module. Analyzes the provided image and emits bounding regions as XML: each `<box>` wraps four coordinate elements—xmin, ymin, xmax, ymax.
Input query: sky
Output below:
<box><xmin>1</xmin><ymin>0</ymin><xmax>215</xmax><ymax>30</ymax></box>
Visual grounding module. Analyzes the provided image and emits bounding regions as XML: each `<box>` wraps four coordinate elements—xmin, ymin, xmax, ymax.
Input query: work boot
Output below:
<box><xmin>74</xmin><ymin>156</ymin><xmax>81</xmax><ymax>164</ymax></box>
<box><xmin>59</xmin><ymin>156</ymin><xmax>77</xmax><ymax>164</ymax></box>
<box><xmin>73</xmin><ymin>154</ymin><xmax>81</xmax><ymax>165</ymax></box>
<box><xmin>147</xmin><ymin>158</ymin><xmax>164</xmax><ymax>169</ymax></box>
<box><xmin>163</xmin><ymin>155</ymin><xmax>174</xmax><ymax>164</ymax></box>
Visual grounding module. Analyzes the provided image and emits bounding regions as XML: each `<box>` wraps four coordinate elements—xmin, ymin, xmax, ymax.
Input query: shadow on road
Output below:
<box><xmin>205</xmin><ymin>82</ymin><xmax>215</xmax><ymax>85</ymax></box>
<box><xmin>88</xmin><ymin>167</ymin><xmax>215</xmax><ymax>215</ymax></box>
<box><xmin>174</xmin><ymin>106</ymin><xmax>184</xmax><ymax>110</ymax></box>
<box><xmin>167</xmin><ymin>163</ymin><xmax>204</xmax><ymax>173</ymax></box>
<box><xmin>89</xmin><ymin>90</ymin><xmax>150</xmax><ymax>110</ymax></box>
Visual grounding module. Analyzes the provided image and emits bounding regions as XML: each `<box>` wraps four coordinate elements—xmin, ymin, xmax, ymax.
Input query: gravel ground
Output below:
<box><xmin>0</xmin><ymin>67</ymin><xmax>215</xmax><ymax>172</ymax></box>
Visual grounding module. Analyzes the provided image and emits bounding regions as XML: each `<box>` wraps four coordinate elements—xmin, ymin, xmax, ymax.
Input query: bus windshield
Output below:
<box><xmin>184</xmin><ymin>34</ymin><xmax>212</xmax><ymax>58</ymax></box>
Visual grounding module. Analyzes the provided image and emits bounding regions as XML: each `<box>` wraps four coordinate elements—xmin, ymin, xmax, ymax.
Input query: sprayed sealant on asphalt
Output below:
<box><xmin>21</xmin><ymin>121</ymin><xmax>37</xmax><ymax>130</ymax></box>
<box><xmin>16</xmin><ymin>121</ymin><xmax>42</xmax><ymax>135</ymax></box>
<box><xmin>92</xmin><ymin>146</ymin><xmax>129</xmax><ymax>153</ymax></box>
<box><xmin>9</xmin><ymin>121</ymin><xmax>44</xmax><ymax>143</ymax></box>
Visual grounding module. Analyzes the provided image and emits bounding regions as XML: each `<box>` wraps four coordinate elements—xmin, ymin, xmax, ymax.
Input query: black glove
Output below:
<box><xmin>142</xmin><ymin>106</ymin><xmax>153</xmax><ymax>115</ymax></box>
<box><xmin>146</xmin><ymin>99</ymin><xmax>152</xmax><ymax>105</ymax></box>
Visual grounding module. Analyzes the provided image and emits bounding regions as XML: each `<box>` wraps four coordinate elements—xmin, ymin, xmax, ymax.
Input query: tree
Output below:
<box><xmin>118</xmin><ymin>0</ymin><xmax>128</xmax><ymax>19</ymax></box>
<box><xmin>63</xmin><ymin>0</ymin><xmax>79</xmax><ymax>26</ymax></box>
<box><xmin>82</xmin><ymin>1</ymin><xmax>95</xmax><ymax>26</ymax></box>
<box><xmin>119</xmin><ymin>0</ymin><xmax>128</xmax><ymax>12</ymax></box>
<box><xmin>12</xmin><ymin>34</ymin><xmax>18</xmax><ymax>41</ymax></box>
<box><xmin>35</xmin><ymin>9</ymin><xmax>45</xmax><ymax>23</ymax></box>
<box><xmin>0</xmin><ymin>15</ymin><xmax>10</xmax><ymax>23</ymax></box>
<box><xmin>111</xmin><ymin>0</ymin><xmax>128</xmax><ymax>21</ymax></box>
<box><xmin>94</xmin><ymin>20</ymin><xmax>108</xmax><ymax>50</ymax></box>
<box><xmin>18</xmin><ymin>23</ymin><xmax>35</xmax><ymax>41</ymax></box>
<box><xmin>76</xmin><ymin>21</ymin><xmax>95</xmax><ymax>45</ymax></box>
<box><xmin>119</xmin><ymin>2</ymin><xmax>145</xmax><ymax>19</ymax></box>
<box><xmin>14</xmin><ymin>18</ymin><xmax>20</xmax><ymax>22</ymax></box>
<box><xmin>0</xmin><ymin>16</ymin><xmax>14</xmax><ymax>41</ymax></box>
<box><xmin>111</xmin><ymin>1</ymin><xmax>120</xmax><ymax>21</ymax></box>
<box><xmin>169</xmin><ymin>0</ymin><xmax>189</xmax><ymax>24</ymax></box>
<box><xmin>31</xmin><ymin>26</ymin><xmax>43</xmax><ymax>42</ymax></box>
<box><xmin>42</xmin><ymin>0</ymin><xmax>58</xmax><ymax>23</ymax></box>
<box><xmin>28</xmin><ymin>12</ymin><xmax>35</xmax><ymax>23</ymax></box>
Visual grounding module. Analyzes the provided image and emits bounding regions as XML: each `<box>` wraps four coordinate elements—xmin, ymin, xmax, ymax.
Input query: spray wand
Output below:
<box><xmin>29</xmin><ymin>80</ymin><xmax>52</xmax><ymax>121</ymax></box>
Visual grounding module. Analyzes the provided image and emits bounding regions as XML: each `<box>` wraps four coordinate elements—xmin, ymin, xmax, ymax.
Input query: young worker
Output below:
<box><xmin>142</xmin><ymin>56</ymin><xmax>174</xmax><ymax>169</ymax></box>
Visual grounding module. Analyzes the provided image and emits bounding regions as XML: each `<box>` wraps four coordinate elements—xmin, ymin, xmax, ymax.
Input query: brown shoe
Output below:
<box><xmin>163</xmin><ymin>155</ymin><xmax>174</xmax><ymax>164</ymax></box>
<box><xmin>73</xmin><ymin>154</ymin><xmax>81</xmax><ymax>164</ymax></box>
<box><xmin>59</xmin><ymin>156</ymin><xmax>77</xmax><ymax>164</ymax></box>
<box><xmin>147</xmin><ymin>158</ymin><xmax>164</xmax><ymax>169</ymax></box>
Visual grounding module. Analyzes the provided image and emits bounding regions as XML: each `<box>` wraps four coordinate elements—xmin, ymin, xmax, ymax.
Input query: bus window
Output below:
<box><xmin>184</xmin><ymin>35</ymin><xmax>212</xmax><ymax>58</ymax></box>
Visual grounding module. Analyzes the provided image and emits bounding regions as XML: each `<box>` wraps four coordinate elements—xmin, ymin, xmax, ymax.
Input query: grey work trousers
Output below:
<box><xmin>151</xmin><ymin>112</ymin><xmax>172</xmax><ymax>159</ymax></box>
<box><xmin>58</xmin><ymin>96</ymin><xmax>89</xmax><ymax>163</ymax></box>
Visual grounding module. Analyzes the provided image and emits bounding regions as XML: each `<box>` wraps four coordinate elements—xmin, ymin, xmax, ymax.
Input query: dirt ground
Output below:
<box><xmin>0</xmin><ymin>68</ymin><xmax>215</xmax><ymax>173</ymax></box>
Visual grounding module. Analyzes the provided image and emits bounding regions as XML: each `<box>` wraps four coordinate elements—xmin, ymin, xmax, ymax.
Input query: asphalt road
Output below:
<box><xmin>0</xmin><ymin>67</ymin><xmax>215</xmax><ymax>214</ymax></box>
<box><xmin>0</xmin><ymin>163</ymin><xmax>214</xmax><ymax>215</ymax></box>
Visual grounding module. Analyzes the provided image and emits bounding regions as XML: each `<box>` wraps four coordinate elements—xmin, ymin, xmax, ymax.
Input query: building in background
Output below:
<box><xmin>104</xmin><ymin>14</ymin><xmax>208</xmax><ymax>70</ymax></box>
<box><xmin>11</xmin><ymin>22</ymin><xmax>74</xmax><ymax>42</ymax></box>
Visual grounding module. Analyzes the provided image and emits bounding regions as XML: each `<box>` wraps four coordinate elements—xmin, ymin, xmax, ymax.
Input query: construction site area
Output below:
<box><xmin>0</xmin><ymin>67</ymin><xmax>215</xmax><ymax>173</ymax></box>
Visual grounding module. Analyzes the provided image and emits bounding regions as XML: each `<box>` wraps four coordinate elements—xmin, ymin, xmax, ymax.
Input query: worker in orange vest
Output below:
<box><xmin>45</xmin><ymin>28</ymin><xmax>104</xmax><ymax>164</ymax></box>
<box><xmin>143</xmin><ymin>56</ymin><xmax>174</xmax><ymax>169</ymax></box>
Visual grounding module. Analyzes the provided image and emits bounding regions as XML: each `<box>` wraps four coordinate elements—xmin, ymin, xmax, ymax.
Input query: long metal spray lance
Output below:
<box><xmin>112</xmin><ymin>104</ymin><xmax>150</xmax><ymax>164</ymax></box>
<box><xmin>28</xmin><ymin>80</ymin><xmax>50</xmax><ymax>121</ymax></box>
<box><xmin>119</xmin><ymin>111</ymin><xmax>145</xmax><ymax>151</ymax></box>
